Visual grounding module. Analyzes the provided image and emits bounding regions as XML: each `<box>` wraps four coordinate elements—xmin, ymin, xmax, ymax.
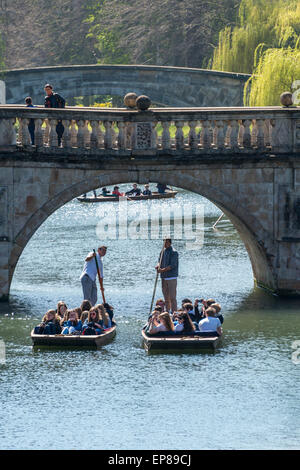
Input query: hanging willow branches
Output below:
<box><xmin>211</xmin><ymin>0</ymin><xmax>300</xmax><ymax>74</ymax></box>
<box><xmin>210</xmin><ymin>0</ymin><xmax>300</xmax><ymax>105</ymax></box>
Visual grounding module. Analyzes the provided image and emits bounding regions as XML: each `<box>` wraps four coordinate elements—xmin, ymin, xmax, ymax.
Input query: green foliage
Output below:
<box><xmin>244</xmin><ymin>47</ymin><xmax>300</xmax><ymax>106</ymax></box>
<box><xmin>87</xmin><ymin>0</ymin><xmax>238</xmax><ymax>68</ymax></box>
<box><xmin>211</xmin><ymin>0</ymin><xmax>300</xmax><ymax>74</ymax></box>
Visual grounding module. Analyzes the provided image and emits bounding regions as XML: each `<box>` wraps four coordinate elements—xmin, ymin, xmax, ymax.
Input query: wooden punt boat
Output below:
<box><xmin>31</xmin><ymin>324</ymin><xmax>116</xmax><ymax>349</ymax></box>
<box><xmin>77</xmin><ymin>191</ymin><xmax>177</xmax><ymax>203</ymax></box>
<box><xmin>142</xmin><ymin>328</ymin><xmax>221</xmax><ymax>352</ymax></box>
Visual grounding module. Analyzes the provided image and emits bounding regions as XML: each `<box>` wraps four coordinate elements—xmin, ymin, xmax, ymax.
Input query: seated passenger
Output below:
<box><xmin>155</xmin><ymin>298</ymin><xmax>166</xmax><ymax>311</ymax></box>
<box><xmin>61</xmin><ymin>309</ymin><xmax>82</xmax><ymax>335</ymax></box>
<box><xmin>80</xmin><ymin>299</ymin><xmax>92</xmax><ymax>313</ymax></box>
<box><xmin>34</xmin><ymin>309</ymin><xmax>62</xmax><ymax>335</ymax></box>
<box><xmin>142</xmin><ymin>184</ymin><xmax>152</xmax><ymax>196</ymax></box>
<box><xmin>96</xmin><ymin>304</ymin><xmax>112</xmax><ymax>329</ymax></box>
<box><xmin>101</xmin><ymin>187</ymin><xmax>111</xmax><ymax>196</ymax></box>
<box><xmin>156</xmin><ymin>183</ymin><xmax>171</xmax><ymax>194</ymax></box>
<box><xmin>125</xmin><ymin>183</ymin><xmax>141</xmax><ymax>196</ymax></box>
<box><xmin>112</xmin><ymin>186</ymin><xmax>124</xmax><ymax>197</ymax></box>
<box><xmin>147</xmin><ymin>311</ymin><xmax>175</xmax><ymax>335</ymax></box>
<box><xmin>175</xmin><ymin>312</ymin><xmax>196</xmax><ymax>334</ymax></box>
<box><xmin>182</xmin><ymin>302</ymin><xmax>196</xmax><ymax>322</ymax></box>
<box><xmin>56</xmin><ymin>301</ymin><xmax>68</xmax><ymax>319</ymax></box>
<box><xmin>194</xmin><ymin>298</ymin><xmax>205</xmax><ymax>322</ymax></box>
<box><xmin>103</xmin><ymin>302</ymin><xmax>115</xmax><ymax>322</ymax></box>
<box><xmin>198</xmin><ymin>307</ymin><xmax>222</xmax><ymax>336</ymax></box>
<box><xmin>82</xmin><ymin>308</ymin><xmax>104</xmax><ymax>335</ymax></box>
<box><xmin>209</xmin><ymin>302</ymin><xmax>224</xmax><ymax>324</ymax></box>
<box><xmin>80</xmin><ymin>310</ymin><xmax>89</xmax><ymax>328</ymax></box>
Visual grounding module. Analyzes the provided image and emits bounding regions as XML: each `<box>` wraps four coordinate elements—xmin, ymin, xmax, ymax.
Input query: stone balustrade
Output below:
<box><xmin>0</xmin><ymin>105</ymin><xmax>300</xmax><ymax>155</ymax></box>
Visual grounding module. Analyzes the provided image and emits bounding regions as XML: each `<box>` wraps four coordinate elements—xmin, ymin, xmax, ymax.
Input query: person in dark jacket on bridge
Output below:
<box><xmin>44</xmin><ymin>83</ymin><xmax>65</xmax><ymax>146</ymax></box>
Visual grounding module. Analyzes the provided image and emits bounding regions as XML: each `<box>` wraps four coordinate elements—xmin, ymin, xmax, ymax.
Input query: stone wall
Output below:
<box><xmin>3</xmin><ymin>64</ymin><xmax>250</xmax><ymax>106</ymax></box>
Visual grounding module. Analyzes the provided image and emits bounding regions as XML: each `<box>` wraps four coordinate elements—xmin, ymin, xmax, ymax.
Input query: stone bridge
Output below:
<box><xmin>0</xmin><ymin>103</ymin><xmax>300</xmax><ymax>300</ymax></box>
<box><xmin>3</xmin><ymin>64</ymin><xmax>250</xmax><ymax>107</ymax></box>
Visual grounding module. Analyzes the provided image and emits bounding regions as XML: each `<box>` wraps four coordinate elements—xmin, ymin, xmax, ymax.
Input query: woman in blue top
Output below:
<box><xmin>61</xmin><ymin>309</ymin><xmax>82</xmax><ymax>335</ymax></box>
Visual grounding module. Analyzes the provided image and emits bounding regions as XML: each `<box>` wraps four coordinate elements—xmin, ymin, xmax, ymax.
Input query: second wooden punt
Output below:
<box><xmin>142</xmin><ymin>328</ymin><xmax>221</xmax><ymax>352</ymax></box>
<box><xmin>77</xmin><ymin>191</ymin><xmax>177</xmax><ymax>203</ymax></box>
<box><xmin>31</xmin><ymin>324</ymin><xmax>117</xmax><ymax>349</ymax></box>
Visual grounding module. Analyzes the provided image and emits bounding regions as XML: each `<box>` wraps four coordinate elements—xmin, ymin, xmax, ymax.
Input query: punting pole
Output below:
<box><xmin>212</xmin><ymin>213</ymin><xmax>224</xmax><ymax>229</ymax></box>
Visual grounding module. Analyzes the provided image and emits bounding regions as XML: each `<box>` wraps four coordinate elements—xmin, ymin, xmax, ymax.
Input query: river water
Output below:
<box><xmin>0</xmin><ymin>185</ymin><xmax>299</xmax><ymax>450</ymax></box>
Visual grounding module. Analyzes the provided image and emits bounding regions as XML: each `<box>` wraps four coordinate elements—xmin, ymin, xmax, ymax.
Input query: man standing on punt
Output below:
<box><xmin>156</xmin><ymin>239</ymin><xmax>179</xmax><ymax>313</ymax></box>
<box><xmin>80</xmin><ymin>246</ymin><xmax>107</xmax><ymax>305</ymax></box>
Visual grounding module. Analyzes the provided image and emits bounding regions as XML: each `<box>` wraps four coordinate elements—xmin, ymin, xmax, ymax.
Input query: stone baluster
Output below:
<box><xmin>76</xmin><ymin>120</ymin><xmax>85</xmax><ymax>148</ymax></box>
<box><xmin>251</xmin><ymin>120</ymin><xmax>257</xmax><ymax>146</ymax></box>
<box><xmin>83</xmin><ymin>120</ymin><xmax>91</xmax><ymax>147</ymax></box>
<box><xmin>229</xmin><ymin>120</ymin><xmax>240</xmax><ymax>151</ymax></box>
<box><xmin>238</xmin><ymin>120</ymin><xmax>244</xmax><ymax>146</ymax></box>
<box><xmin>215</xmin><ymin>120</ymin><xmax>225</xmax><ymax>149</ymax></box>
<box><xmin>200</xmin><ymin>120</ymin><xmax>212</xmax><ymax>149</ymax></box>
<box><xmin>264</xmin><ymin>119</ymin><xmax>271</xmax><ymax>146</ymax></box>
<box><xmin>111</xmin><ymin>123</ymin><xmax>117</xmax><ymax>149</ymax></box>
<box><xmin>97</xmin><ymin>122</ymin><xmax>104</xmax><ymax>149</ymax></box>
<box><xmin>19</xmin><ymin>118</ymin><xmax>31</xmax><ymax>146</ymax></box>
<box><xmin>242</xmin><ymin>119</ymin><xmax>252</xmax><ymax>148</ymax></box>
<box><xmin>175</xmin><ymin>121</ymin><xmax>184</xmax><ymax>150</ymax></box>
<box><xmin>188</xmin><ymin>121</ymin><xmax>198</xmax><ymax>150</ymax></box>
<box><xmin>104</xmin><ymin>121</ymin><xmax>113</xmax><ymax>149</ymax></box>
<box><xmin>161</xmin><ymin>121</ymin><xmax>171</xmax><ymax>150</ymax></box>
<box><xmin>70</xmin><ymin>120</ymin><xmax>77</xmax><ymax>147</ymax></box>
<box><xmin>35</xmin><ymin>119</ymin><xmax>44</xmax><ymax>147</ymax></box>
<box><xmin>225</xmin><ymin>122</ymin><xmax>231</xmax><ymax>147</ymax></box>
<box><xmin>212</xmin><ymin>123</ymin><xmax>218</xmax><ymax>146</ymax></box>
<box><xmin>49</xmin><ymin>119</ymin><xmax>58</xmax><ymax>147</ymax></box>
<box><xmin>117</xmin><ymin>121</ymin><xmax>126</xmax><ymax>149</ymax></box>
<box><xmin>43</xmin><ymin>119</ymin><xmax>50</xmax><ymax>145</ymax></box>
<box><xmin>90</xmin><ymin>120</ymin><xmax>99</xmax><ymax>148</ymax></box>
<box><xmin>256</xmin><ymin>119</ymin><xmax>265</xmax><ymax>150</ymax></box>
<box><xmin>125</xmin><ymin>122</ymin><xmax>133</xmax><ymax>149</ymax></box>
<box><xmin>62</xmin><ymin>120</ymin><xmax>71</xmax><ymax>148</ymax></box>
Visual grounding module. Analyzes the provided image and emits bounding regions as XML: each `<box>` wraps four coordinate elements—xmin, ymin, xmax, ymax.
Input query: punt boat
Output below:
<box><xmin>31</xmin><ymin>324</ymin><xmax>117</xmax><ymax>349</ymax></box>
<box><xmin>77</xmin><ymin>191</ymin><xmax>177</xmax><ymax>203</ymax></box>
<box><xmin>141</xmin><ymin>328</ymin><xmax>221</xmax><ymax>352</ymax></box>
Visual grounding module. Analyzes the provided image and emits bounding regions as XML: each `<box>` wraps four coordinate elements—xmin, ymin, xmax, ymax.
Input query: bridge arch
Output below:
<box><xmin>8</xmin><ymin>169</ymin><xmax>276</xmax><ymax>299</ymax></box>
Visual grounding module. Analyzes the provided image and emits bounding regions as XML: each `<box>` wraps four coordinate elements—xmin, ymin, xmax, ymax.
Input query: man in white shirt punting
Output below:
<box><xmin>80</xmin><ymin>246</ymin><xmax>107</xmax><ymax>306</ymax></box>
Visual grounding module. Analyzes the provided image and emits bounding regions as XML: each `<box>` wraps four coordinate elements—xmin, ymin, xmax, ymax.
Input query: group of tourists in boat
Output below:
<box><xmin>81</xmin><ymin>182</ymin><xmax>172</xmax><ymax>199</ymax></box>
<box><xmin>33</xmin><ymin>300</ymin><xmax>115</xmax><ymax>336</ymax></box>
<box><xmin>146</xmin><ymin>297</ymin><xmax>223</xmax><ymax>336</ymax></box>
<box><xmin>32</xmin><ymin>237</ymin><xmax>224</xmax><ymax>348</ymax></box>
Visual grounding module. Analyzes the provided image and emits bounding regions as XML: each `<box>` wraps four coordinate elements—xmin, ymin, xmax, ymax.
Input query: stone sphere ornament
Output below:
<box><xmin>124</xmin><ymin>92</ymin><xmax>137</xmax><ymax>108</ymax></box>
<box><xmin>136</xmin><ymin>95</ymin><xmax>151</xmax><ymax>111</ymax></box>
<box><xmin>280</xmin><ymin>91</ymin><xmax>293</xmax><ymax>107</ymax></box>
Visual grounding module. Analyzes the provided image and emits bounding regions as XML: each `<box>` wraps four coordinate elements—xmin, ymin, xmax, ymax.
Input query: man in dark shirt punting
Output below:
<box><xmin>44</xmin><ymin>83</ymin><xmax>65</xmax><ymax>146</ymax></box>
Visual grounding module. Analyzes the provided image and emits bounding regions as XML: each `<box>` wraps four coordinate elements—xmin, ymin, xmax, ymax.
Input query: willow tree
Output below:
<box><xmin>244</xmin><ymin>46</ymin><xmax>300</xmax><ymax>106</ymax></box>
<box><xmin>211</xmin><ymin>0</ymin><xmax>300</xmax><ymax>74</ymax></box>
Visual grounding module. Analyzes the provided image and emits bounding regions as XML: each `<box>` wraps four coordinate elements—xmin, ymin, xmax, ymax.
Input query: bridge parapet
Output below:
<box><xmin>0</xmin><ymin>105</ymin><xmax>299</xmax><ymax>156</ymax></box>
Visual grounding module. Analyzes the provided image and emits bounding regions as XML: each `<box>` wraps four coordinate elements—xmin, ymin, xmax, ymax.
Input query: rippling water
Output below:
<box><xmin>0</xmin><ymin>185</ymin><xmax>299</xmax><ymax>450</ymax></box>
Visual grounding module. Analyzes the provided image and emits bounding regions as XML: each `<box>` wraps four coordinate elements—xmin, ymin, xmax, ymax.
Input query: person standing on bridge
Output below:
<box><xmin>80</xmin><ymin>246</ymin><xmax>107</xmax><ymax>306</ymax></box>
<box><xmin>44</xmin><ymin>83</ymin><xmax>65</xmax><ymax>146</ymax></box>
